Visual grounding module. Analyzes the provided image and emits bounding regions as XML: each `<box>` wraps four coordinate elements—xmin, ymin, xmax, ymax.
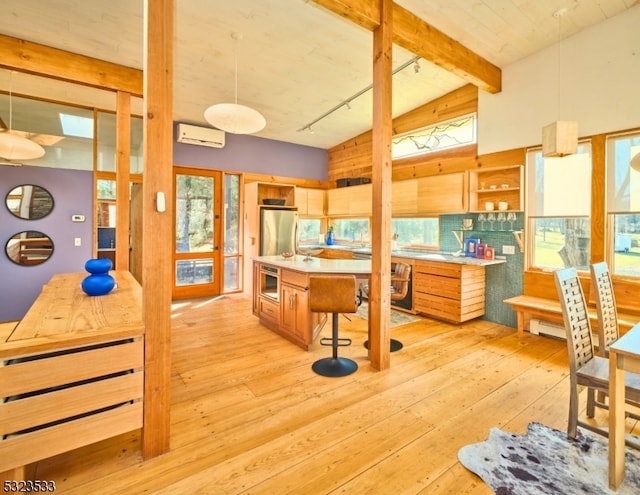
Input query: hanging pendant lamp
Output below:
<box><xmin>0</xmin><ymin>71</ymin><xmax>45</xmax><ymax>161</ymax></box>
<box><xmin>631</xmin><ymin>152</ymin><xmax>640</xmax><ymax>172</ymax></box>
<box><xmin>204</xmin><ymin>32</ymin><xmax>266</xmax><ymax>135</ymax></box>
<box><xmin>542</xmin><ymin>8</ymin><xmax>578</xmax><ymax>158</ymax></box>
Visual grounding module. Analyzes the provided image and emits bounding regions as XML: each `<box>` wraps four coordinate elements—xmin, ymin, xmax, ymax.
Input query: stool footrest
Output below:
<box><xmin>320</xmin><ymin>337</ymin><xmax>352</xmax><ymax>347</ymax></box>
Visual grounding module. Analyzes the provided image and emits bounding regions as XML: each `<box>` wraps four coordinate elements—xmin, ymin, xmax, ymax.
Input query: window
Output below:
<box><xmin>331</xmin><ymin>218</ymin><xmax>370</xmax><ymax>245</ymax></box>
<box><xmin>298</xmin><ymin>218</ymin><xmax>322</xmax><ymax>245</ymax></box>
<box><xmin>392</xmin><ymin>218</ymin><xmax>439</xmax><ymax>249</ymax></box>
<box><xmin>606</xmin><ymin>132</ymin><xmax>640</xmax><ymax>277</ymax></box>
<box><xmin>527</xmin><ymin>143</ymin><xmax>592</xmax><ymax>271</ymax></box>
<box><xmin>392</xmin><ymin>113</ymin><xmax>476</xmax><ymax>160</ymax></box>
<box><xmin>224</xmin><ymin>173</ymin><xmax>241</xmax><ymax>291</ymax></box>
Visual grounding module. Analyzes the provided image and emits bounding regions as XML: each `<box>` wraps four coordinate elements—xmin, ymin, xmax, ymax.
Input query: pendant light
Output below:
<box><xmin>204</xmin><ymin>33</ymin><xmax>266</xmax><ymax>135</ymax></box>
<box><xmin>542</xmin><ymin>8</ymin><xmax>578</xmax><ymax>158</ymax></box>
<box><xmin>631</xmin><ymin>152</ymin><xmax>640</xmax><ymax>172</ymax></box>
<box><xmin>0</xmin><ymin>71</ymin><xmax>45</xmax><ymax>161</ymax></box>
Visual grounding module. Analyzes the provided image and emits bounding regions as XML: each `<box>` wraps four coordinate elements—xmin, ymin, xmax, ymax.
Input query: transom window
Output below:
<box><xmin>392</xmin><ymin>113</ymin><xmax>476</xmax><ymax>160</ymax></box>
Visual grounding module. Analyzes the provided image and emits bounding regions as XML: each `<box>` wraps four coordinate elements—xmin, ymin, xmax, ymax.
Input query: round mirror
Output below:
<box><xmin>5</xmin><ymin>231</ymin><xmax>54</xmax><ymax>266</ymax></box>
<box><xmin>5</xmin><ymin>184</ymin><xmax>54</xmax><ymax>220</ymax></box>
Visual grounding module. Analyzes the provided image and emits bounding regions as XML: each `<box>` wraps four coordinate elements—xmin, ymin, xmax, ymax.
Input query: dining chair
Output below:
<box><xmin>362</xmin><ymin>262</ymin><xmax>411</xmax><ymax>352</ymax></box>
<box><xmin>554</xmin><ymin>267</ymin><xmax>640</xmax><ymax>442</ymax></box>
<box><xmin>590</xmin><ymin>261</ymin><xmax>640</xmax><ymax>420</ymax></box>
<box><xmin>590</xmin><ymin>261</ymin><xmax>620</xmax><ymax>357</ymax></box>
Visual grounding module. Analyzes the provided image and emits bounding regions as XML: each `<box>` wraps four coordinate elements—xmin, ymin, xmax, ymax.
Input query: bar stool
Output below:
<box><xmin>309</xmin><ymin>274</ymin><xmax>360</xmax><ymax>377</ymax></box>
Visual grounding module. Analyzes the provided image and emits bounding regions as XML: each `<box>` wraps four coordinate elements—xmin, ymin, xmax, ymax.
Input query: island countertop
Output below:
<box><xmin>253</xmin><ymin>255</ymin><xmax>371</xmax><ymax>274</ymax></box>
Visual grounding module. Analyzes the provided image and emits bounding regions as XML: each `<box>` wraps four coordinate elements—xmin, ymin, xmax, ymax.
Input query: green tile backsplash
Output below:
<box><xmin>441</xmin><ymin>213</ymin><xmax>524</xmax><ymax>327</ymax></box>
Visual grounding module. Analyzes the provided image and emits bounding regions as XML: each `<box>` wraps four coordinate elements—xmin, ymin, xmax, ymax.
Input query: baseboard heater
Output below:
<box><xmin>530</xmin><ymin>318</ymin><xmax>566</xmax><ymax>340</ymax></box>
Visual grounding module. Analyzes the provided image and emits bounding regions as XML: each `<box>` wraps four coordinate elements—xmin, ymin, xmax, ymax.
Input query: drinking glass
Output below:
<box><xmin>487</xmin><ymin>212</ymin><xmax>496</xmax><ymax>230</ymax></box>
<box><xmin>478</xmin><ymin>213</ymin><xmax>486</xmax><ymax>230</ymax></box>
<box><xmin>507</xmin><ymin>212</ymin><xmax>517</xmax><ymax>230</ymax></box>
<box><xmin>497</xmin><ymin>212</ymin><xmax>506</xmax><ymax>230</ymax></box>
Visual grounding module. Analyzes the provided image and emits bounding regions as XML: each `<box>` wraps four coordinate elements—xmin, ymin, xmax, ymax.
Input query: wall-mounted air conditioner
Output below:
<box><xmin>177</xmin><ymin>123</ymin><xmax>225</xmax><ymax>148</ymax></box>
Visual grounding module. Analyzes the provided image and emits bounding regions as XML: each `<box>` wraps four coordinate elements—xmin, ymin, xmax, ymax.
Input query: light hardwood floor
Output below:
<box><xmin>31</xmin><ymin>294</ymin><xmax>636</xmax><ymax>494</ymax></box>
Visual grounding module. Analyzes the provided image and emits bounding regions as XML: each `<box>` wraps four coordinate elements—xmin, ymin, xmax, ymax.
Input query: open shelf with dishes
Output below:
<box><xmin>468</xmin><ymin>165</ymin><xmax>523</xmax><ymax>212</ymax></box>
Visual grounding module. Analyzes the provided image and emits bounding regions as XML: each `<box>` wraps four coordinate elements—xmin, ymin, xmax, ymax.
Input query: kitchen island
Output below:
<box><xmin>252</xmin><ymin>255</ymin><xmax>370</xmax><ymax>350</ymax></box>
<box><xmin>253</xmin><ymin>252</ymin><xmax>505</xmax><ymax>349</ymax></box>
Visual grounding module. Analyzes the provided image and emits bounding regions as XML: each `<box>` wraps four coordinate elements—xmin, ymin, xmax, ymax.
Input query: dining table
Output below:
<box><xmin>609</xmin><ymin>322</ymin><xmax>640</xmax><ymax>489</ymax></box>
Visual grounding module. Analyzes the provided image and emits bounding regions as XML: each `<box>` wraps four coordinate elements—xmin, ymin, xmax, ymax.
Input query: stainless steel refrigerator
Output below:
<box><xmin>260</xmin><ymin>207</ymin><xmax>298</xmax><ymax>256</ymax></box>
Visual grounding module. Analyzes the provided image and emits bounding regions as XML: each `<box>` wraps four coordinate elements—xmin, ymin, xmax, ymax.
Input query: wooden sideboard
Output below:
<box><xmin>0</xmin><ymin>271</ymin><xmax>144</xmax><ymax>475</ymax></box>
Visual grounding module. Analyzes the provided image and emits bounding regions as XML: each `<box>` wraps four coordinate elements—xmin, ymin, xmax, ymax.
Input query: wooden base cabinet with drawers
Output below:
<box><xmin>253</xmin><ymin>262</ymin><xmax>325</xmax><ymax>350</ymax></box>
<box><xmin>413</xmin><ymin>261</ymin><xmax>485</xmax><ymax>323</ymax></box>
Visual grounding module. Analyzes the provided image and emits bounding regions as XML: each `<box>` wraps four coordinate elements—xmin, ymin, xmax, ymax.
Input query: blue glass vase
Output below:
<box><xmin>81</xmin><ymin>258</ymin><xmax>115</xmax><ymax>296</ymax></box>
<box><xmin>326</xmin><ymin>231</ymin><xmax>334</xmax><ymax>245</ymax></box>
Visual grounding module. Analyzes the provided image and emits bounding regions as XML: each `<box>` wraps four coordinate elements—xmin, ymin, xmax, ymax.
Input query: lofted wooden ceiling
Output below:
<box><xmin>0</xmin><ymin>0</ymin><xmax>637</xmax><ymax>150</ymax></box>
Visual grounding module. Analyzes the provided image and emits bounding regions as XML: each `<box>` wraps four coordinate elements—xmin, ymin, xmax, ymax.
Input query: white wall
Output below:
<box><xmin>478</xmin><ymin>5</ymin><xmax>640</xmax><ymax>155</ymax></box>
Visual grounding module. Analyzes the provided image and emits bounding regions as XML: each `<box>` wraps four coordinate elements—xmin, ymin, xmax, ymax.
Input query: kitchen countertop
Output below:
<box><xmin>294</xmin><ymin>245</ymin><xmax>506</xmax><ymax>267</ymax></box>
<box><xmin>254</xmin><ymin>255</ymin><xmax>371</xmax><ymax>274</ymax></box>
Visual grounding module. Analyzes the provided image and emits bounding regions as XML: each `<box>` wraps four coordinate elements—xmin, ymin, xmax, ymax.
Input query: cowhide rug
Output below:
<box><xmin>458</xmin><ymin>422</ymin><xmax>640</xmax><ymax>494</ymax></box>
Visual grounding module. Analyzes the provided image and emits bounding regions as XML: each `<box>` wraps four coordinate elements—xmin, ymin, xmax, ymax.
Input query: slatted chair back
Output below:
<box><xmin>390</xmin><ymin>263</ymin><xmax>411</xmax><ymax>301</ymax></box>
<box><xmin>555</xmin><ymin>267</ymin><xmax>595</xmax><ymax>372</ymax></box>
<box><xmin>590</xmin><ymin>261</ymin><xmax>619</xmax><ymax>357</ymax></box>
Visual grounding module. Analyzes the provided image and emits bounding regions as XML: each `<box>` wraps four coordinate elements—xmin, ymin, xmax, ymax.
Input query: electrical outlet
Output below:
<box><xmin>74</xmin><ymin>237</ymin><xmax>82</xmax><ymax>247</ymax></box>
<box><xmin>503</xmin><ymin>245</ymin><xmax>515</xmax><ymax>255</ymax></box>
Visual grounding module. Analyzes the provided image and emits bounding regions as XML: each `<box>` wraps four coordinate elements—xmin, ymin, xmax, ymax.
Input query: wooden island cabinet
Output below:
<box><xmin>253</xmin><ymin>256</ymin><xmax>371</xmax><ymax>350</ymax></box>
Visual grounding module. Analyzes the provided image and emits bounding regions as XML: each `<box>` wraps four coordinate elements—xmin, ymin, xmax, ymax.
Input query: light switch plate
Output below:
<box><xmin>503</xmin><ymin>245</ymin><xmax>515</xmax><ymax>255</ymax></box>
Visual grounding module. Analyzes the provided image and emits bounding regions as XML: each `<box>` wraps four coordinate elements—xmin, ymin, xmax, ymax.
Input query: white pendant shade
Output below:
<box><xmin>204</xmin><ymin>103</ymin><xmax>266</xmax><ymax>135</ymax></box>
<box><xmin>631</xmin><ymin>152</ymin><xmax>640</xmax><ymax>172</ymax></box>
<box><xmin>542</xmin><ymin>120</ymin><xmax>578</xmax><ymax>158</ymax></box>
<box><xmin>0</xmin><ymin>132</ymin><xmax>45</xmax><ymax>161</ymax></box>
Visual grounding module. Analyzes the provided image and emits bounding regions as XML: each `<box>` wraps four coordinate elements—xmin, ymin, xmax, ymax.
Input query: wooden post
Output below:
<box><xmin>369</xmin><ymin>0</ymin><xmax>393</xmax><ymax>371</ymax></box>
<box><xmin>141</xmin><ymin>0</ymin><xmax>173</xmax><ymax>458</ymax></box>
<box><xmin>116</xmin><ymin>90</ymin><xmax>131</xmax><ymax>271</ymax></box>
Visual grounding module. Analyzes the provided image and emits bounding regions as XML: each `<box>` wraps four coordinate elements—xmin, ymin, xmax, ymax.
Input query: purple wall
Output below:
<box><xmin>0</xmin><ymin>128</ymin><xmax>327</xmax><ymax>321</ymax></box>
<box><xmin>174</xmin><ymin>124</ymin><xmax>328</xmax><ymax>180</ymax></box>
<box><xmin>0</xmin><ymin>166</ymin><xmax>94</xmax><ymax>321</ymax></box>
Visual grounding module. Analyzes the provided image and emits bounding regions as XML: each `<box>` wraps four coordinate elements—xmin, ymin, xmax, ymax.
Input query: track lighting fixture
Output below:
<box><xmin>297</xmin><ymin>56</ymin><xmax>420</xmax><ymax>133</ymax></box>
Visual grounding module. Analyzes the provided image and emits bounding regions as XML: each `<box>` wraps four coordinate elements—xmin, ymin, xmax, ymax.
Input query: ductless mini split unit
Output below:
<box><xmin>177</xmin><ymin>123</ymin><xmax>225</xmax><ymax>148</ymax></box>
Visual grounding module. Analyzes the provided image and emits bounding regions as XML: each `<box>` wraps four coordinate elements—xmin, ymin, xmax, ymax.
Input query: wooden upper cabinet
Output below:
<box><xmin>327</xmin><ymin>184</ymin><xmax>372</xmax><ymax>217</ymax></box>
<box><xmin>295</xmin><ymin>188</ymin><xmax>325</xmax><ymax>216</ymax></box>
<box><xmin>392</xmin><ymin>179</ymin><xmax>418</xmax><ymax>215</ymax></box>
<box><xmin>416</xmin><ymin>173</ymin><xmax>467</xmax><ymax>213</ymax></box>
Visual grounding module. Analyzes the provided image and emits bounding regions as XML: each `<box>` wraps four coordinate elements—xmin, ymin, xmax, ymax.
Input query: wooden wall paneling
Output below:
<box><xmin>141</xmin><ymin>0</ymin><xmax>173</xmax><ymax>459</ymax></box>
<box><xmin>116</xmin><ymin>91</ymin><xmax>131</xmax><ymax>271</ymax></box>
<box><xmin>368</xmin><ymin>0</ymin><xmax>393</xmax><ymax>371</ymax></box>
<box><xmin>327</xmin><ymin>85</ymin><xmax>478</xmax><ymax>183</ymax></box>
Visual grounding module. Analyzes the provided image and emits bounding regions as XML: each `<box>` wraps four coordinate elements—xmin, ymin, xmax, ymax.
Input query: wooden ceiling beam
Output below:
<box><xmin>311</xmin><ymin>0</ymin><xmax>501</xmax><ymax>94</ymax></box>
<box><xmin>0</xmin><ymin>34</ymin><xmax>143</xmax><ymax>96</ymax></box>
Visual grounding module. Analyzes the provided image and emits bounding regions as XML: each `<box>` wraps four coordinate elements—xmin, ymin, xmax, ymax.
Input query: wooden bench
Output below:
<box><xmin>504</xmin><ymin>295</ymin><xmax>639</xmax><ymax>339</ymax></box>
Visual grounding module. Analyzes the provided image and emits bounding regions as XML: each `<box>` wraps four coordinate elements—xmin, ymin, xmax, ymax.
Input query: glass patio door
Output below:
<box><xmin>173</xmin><ymin>167</ymin><xmax>222</xmax><ymax>299</ymax></box>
